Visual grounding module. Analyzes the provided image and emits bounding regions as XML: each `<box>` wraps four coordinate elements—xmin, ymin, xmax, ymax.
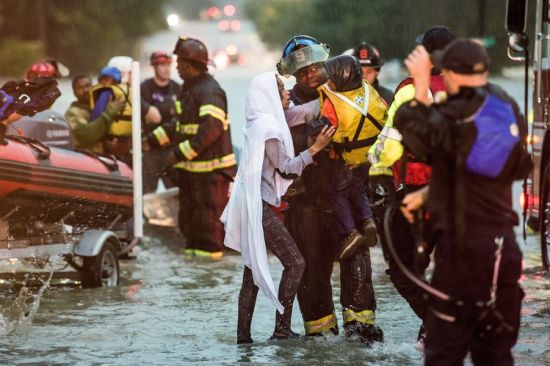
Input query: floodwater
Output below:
<box><xmin>0</xmin><ymin>227</ymin><xmax>548</xmax><ymax>365</ymax></box>
<box><xmin>1</xmin><ymin>19</ymin><xmax>549</xmax><ymax>365</ymax></box>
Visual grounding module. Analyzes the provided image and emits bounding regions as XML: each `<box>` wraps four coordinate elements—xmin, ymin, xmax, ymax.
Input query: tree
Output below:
<box><xmin>245</xmin><ymin>0</ymin><xmax>531</xmax><ymax>72</ymax></box>
<box><xmin>0</xmin><ymin>0</ymin><xmax>168</xmax><ymax>77</ymax></box>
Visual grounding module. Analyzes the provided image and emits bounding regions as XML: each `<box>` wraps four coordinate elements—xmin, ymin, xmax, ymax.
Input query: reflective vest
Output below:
<box><xmin>393</xmin><ymin>75</ymin><xmax>446</xmax><ymax>186</ymax></box>
<box><xmin>90</xmin><ymin>83</ymin><xmax>132</xmax><ymax>137</ymax></box>
<box><xmin>319</xmin><ymin>81</ymin><xmax>386</xmax><ymax>165</ymax></box>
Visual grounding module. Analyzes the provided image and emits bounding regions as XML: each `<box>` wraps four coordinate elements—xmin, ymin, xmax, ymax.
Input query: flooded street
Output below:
<box><xmin>0</xmin><ymin>19</ymin><xmax>549</xmax><ymax>366</ymax></box>
<box><xmin>1</xmin><ymin>229</ymin><xmax>548</xmax><ymax>365</ymax></box>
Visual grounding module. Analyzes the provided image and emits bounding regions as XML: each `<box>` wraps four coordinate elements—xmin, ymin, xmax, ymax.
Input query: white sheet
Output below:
<box><xmin>220</xmin><ymin>72</ymin><xmax>295</xmax><ymax>314</ymax></box>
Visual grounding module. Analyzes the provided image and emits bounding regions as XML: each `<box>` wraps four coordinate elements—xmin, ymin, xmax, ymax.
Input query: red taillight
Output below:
<box><xmin>519</xmin><ymin>191</ymin><xmax>526</xmax><ymax>209</ymax></box>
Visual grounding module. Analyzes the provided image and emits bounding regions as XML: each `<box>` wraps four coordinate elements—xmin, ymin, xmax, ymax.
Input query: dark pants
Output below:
<box><xmin>425</xmin><ymin>230</ymin><xmax>523</xmax><ymax>366</ymax></box>
<box><xmin>368</xmin><ymin>175</ymin><xmax>397</xmax><ymax>261</ymax></box>
<box><xmin>237</xmin><ymin>202</ymin><xmax>305</xmax><ymax>341</ymax></box>
<box><xmin>386</xmin><ymin>193</ymin><xmax>435</xmax><ymax>321</ymax></box>
<box><xmin>285</xmin><ymin>195</ymin><xmax>377</xmax><ymax>334</ymax></box>
<box><xmin>330</xmin><ymin>163</ymin><xmax>373</xmax><ymax>235</ymax></box>
<box><xmin>142</xmin><ymin>148</ymin><xmax>172</xmax><ymax>194</ymax></box>
<box><xmin>177</xmin><ymin>170</ymin><xmax>230</xmax><ymax>252</ymax></box>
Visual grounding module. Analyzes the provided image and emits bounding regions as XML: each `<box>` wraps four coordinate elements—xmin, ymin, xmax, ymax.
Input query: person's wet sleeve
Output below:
<box><xmin>147</xmin><ymin>120</ymin><xmax>177</xmax><ymax>148</ymax></box>
<box><xmin>368</xmin><ymin>84</ymin><xmax>415</xmax><ymax>176</ymax></box>
<box><xmin>173</xmin><ymin>91</ymin><xmax>227</xmax><ymax>162</ymax></box>
<box><xmin>284</xmin><ymin>99</ymin><xmax>320</xmax><ymax>127</ymax></box>
<box><xmin>265</xmin><ymin>138</ymin><xmax>313</xmax><ymax>177</ymax></box>
<box><xmin>65</xmin><ymin>104</ymin><xmax>117</xmax><ymax>148</ymax></box>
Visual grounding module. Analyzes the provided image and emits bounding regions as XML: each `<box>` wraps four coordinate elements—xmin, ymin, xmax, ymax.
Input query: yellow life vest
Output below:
<box><xmin>90</xmin><ymin>83</ymin><xmax>132</xmax><ymax>137</ymax></box>
<box><xmin>318</xmin><ymin>80</ymin><xmax>387</xmax><ymax>165</ymax></box>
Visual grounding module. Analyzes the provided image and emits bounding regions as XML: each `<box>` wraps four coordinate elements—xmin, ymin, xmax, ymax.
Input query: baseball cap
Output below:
<box><xmin>150</xmin><ymin>51</ymin><xmax>172</xmax><ymax>65</ymax></box>
<box><xmin>416</xmin><ymin>26</ymin><xmax>456</xmax><ymax>54</ymax></box>
<box><xmin>432</xmin><ymin>39</ymin><xmax>490</xmax><ymax>75</ymax></box>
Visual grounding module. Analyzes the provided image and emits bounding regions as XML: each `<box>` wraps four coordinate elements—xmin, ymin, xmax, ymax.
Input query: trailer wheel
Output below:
<box><xmin>541</xmin><ymin>168</ymin><xmax>550</xmax><ymax>271</ymax></box>
<box><xmin>81</xmin><ymin>241</ymin><xmax>120</xmax><ymax>288</ymax></box>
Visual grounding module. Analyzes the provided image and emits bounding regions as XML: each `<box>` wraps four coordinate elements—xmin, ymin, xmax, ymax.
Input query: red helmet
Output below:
<box><xmin>173</xmin><ymin>37</ymin><xmax>212</xmax><ymax>66</ymax></box>
<box><xmin>26</xmin><ymin>61</ymin><xmax>57</xmax><ymax>80</ymax></box>
<box><xmin>150</xmin><ymin>51</ymin><xmax>172</xmax><ymax>65</ymax></box>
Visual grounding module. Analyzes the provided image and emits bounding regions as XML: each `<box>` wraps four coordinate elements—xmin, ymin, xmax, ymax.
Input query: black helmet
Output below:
<box><xmin>415</xmin><ymin>26</ymin><xmax>456</xmax><ymax>54</ymax></box>
<box><xmin>348</xmin><ymin>42</ymin><xmax>384</xmax><ymax>68</ymax></box>
<box><xmin>173</xmin><ymin>36</ymin><xmax>212</xmax><ymax>66</ymax></box>
<box><xmin>277</xmin><ymin>35</ymin><xmax>330</xmax><ymax>76</ymax></box>
<box><xmin>324</xmin><ymin>55</ymin><xmax>362</xmax><ymax>92</ymax></box>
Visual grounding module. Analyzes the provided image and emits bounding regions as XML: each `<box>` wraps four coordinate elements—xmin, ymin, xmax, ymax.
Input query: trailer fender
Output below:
<box><xmin>74</xmin><ymin>230</ymin><xmax>119</xmax><ymax>257</ymax></box>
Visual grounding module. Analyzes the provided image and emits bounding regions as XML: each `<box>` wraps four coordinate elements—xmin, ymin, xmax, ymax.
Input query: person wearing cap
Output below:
<box><xmin>348</xmin><ymin>42</ymin><xmax>394</xmax><ymax>105</ymax></box>
<box><xmin>395</xmin><ymin>39</ymin><xmax>531</xmax><ymax>366</ymax></box>
<box><xmin>144</xmin><ymin>37</ymin><xmax>236</xmax><ymax>259</ymax></box>
<box><xmin>65</xmin><ymin>74</ymin><xmax>124</xmax><ymax>153</ymax></box>
<box><xmin>140</xmin><ymin>51</ymin><xmax>181</xmax><ymax>193</ymax></box>
<box><xmin>277</xmin><ymin>35</ymin><xmax>384</xmax><ymax>343</ymax></box>
<box><xmin>26</xmin><ymin>59</ymin><xmax>70</xmax><ymax>81</ymax></box>
<box><xmin>367</xmin><ymin>25</ymin><xmax>456</xmax><ymax>346</ymax></box>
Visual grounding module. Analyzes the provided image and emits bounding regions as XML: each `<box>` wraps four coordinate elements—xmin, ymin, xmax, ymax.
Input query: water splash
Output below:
<box><xmin>0</xmin><ymin>271</ymin><xmax>53</xmax><ymax>334</ymax></box>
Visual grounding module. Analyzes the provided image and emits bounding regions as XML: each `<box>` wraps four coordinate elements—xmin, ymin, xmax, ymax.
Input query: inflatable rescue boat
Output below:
<box><xmin>0</xmin><ymin>135</ymin><xmax>133</xmax><ymax>228</ymax></box>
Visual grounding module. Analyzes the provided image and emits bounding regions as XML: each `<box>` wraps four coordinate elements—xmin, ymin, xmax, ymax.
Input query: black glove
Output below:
<box><xmin>306</xmin><ymin>115</ymin><xmax>333</xmax><ymax>136</ymax></box>
<box><xmin>1</xmin><ymin>77</ymin><xmax>61</xmax><ymax>117</ymax></box>
<box><xmin>368</xmin><ymin>175</ymin><xmax>396</xmax><ymax>208</ymax></box>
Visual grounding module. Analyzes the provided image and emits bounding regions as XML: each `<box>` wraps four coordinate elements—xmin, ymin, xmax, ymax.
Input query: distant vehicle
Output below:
<box><xmin>506</xmin><ymin>0</ymin><xmax>550</xmax><ymax>270</ymax></box>
<box><xmin>9</xmin><ymin>109</ymin><xmax>74</xmax><ymax>149</ymax></box>
<box><xmin>213</xmin><ymin>44</ymin><xmax>246</xmax><ymax>69</ymax></box>
<box><xmin>218</xmin><ymin>19</ymin><xmax>241</xmax><ymax>32</ymax></box>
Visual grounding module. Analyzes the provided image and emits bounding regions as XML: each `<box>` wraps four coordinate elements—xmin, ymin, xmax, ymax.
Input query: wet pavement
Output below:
<box><xmin>0</xmin><ymin>226</ymin><xmax>548</xmax><ymax>365</ymax></box>
<box><xmin>0</xmin><ymin>18</ymin><xmax>549</xmax><ymax>366</ymax></box>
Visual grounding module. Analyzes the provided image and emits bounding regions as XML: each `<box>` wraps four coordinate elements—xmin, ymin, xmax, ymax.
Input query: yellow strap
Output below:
<box><xmin>179</xmin><ymin>140</ymin><xmax>198</xmax><ymax>160</ymax></box>
<box><xmin>343</xmin><ymin>308</ymin><xmax>375</xmax><ymax>325</ymax></box>
<box><xmin>153</xmin><ymin>127</ymin><xmax>170</xmax><ymax>146</ymax></box>
<box><xmin>179</xmin><ymin>124</ymin><xmax>199</xmax><ymax>135</ymax></box>
<box><xmin>175</xmin><ymin>153</ymin><xmax>236</xmax><ymax>173</ymax></box>
<box><xmin>304</xmin><ymin>313</ymin><xmax>337</xmax><ymax>335</ymax></box>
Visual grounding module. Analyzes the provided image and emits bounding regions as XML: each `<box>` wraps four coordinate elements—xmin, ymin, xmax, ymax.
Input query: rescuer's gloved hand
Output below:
<box><xmin>0</xmin><ymin>90</ymin><xmax>14</xmax><ymax>121</ymax></box>
<box><xmin>306</xmin><ymin>115</ymin><xmax>333</xmax><ymax>136</ymax></box>
<box><xmin>368</xmin><ymin>175</ymin><xmax>395</xmax><ymax>208</ymax></box>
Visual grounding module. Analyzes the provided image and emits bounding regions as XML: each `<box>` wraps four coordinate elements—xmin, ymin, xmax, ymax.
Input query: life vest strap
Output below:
<box><xmin>333</xmin><ymin>136</ymin><xmax>378</xmax><ymax>153</ymax></box>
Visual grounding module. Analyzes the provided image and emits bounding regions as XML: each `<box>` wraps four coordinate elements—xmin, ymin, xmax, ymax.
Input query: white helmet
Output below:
<box><xmin>107</xmin><ymin>56</ymin><xmax>133</xmax><ymax>73</ymax></box>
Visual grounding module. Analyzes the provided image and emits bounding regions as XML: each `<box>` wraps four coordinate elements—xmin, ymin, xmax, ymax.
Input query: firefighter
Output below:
<box><xmin>144</xmin><ymin>37</ymin><xmax>236</xmax><ymax>259</ymax></box>
<box><xmin>347</xmin><ymin>42</ymin><xmax>394</xmax><ymax>105</ymax></box>
<box><xmin>278</xmin><ymin>35</ymin><xmax>383</xmax><ymax>343</ymax></box>
<box><xmin>395</xmin><ymin>39</ymin><xmax>531</xmax><ymax>366</ymax></box>
<box><xmin>367</xmin><ymin>25</ymin><xmax>456</xmax><ymax>345</ymax></box>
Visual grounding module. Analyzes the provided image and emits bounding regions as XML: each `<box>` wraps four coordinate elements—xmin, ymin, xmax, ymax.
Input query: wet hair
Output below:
<box><xmin>71</xmin><ymin>74</ymin><xmax>91</xmax><ymax>90</ymax></box>
<box><xmin>324</xmin><ymin>55</ymin><xmax>363</xmax><ymax>92</ymax></box>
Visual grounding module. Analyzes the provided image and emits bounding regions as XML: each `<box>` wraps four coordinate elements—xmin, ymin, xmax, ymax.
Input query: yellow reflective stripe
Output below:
<box><xmin>175</xmin><ymin>153</ymin><xmax>236</xmax><ymax>173</ymax></box>
<box><xmin>199</xmin><ymin>104</ymin><xmax>230</xmax><ymax>131</ymax></box>
<box><xmin>179</xmin><ymin>140</ymin><xmax>198</xmax><ymax>160</ymax></box>
<box><xmin>183</xmin><ymin>248</ymin><xmax>223</xmax><ymax>260</ymax></box>
<box><xmin>369</xmin><ymin>166</ymin><xmax>393</xmax><ymax>177</ymax></box>
<box><xmin>199</xmin><ymin>104</ymin><xmax>226</xmax><ymax>120</ymax></box>
<box><xmin>153</xmin><ymin>127</ymin><xmax>170</xmax><ymax>146</ymax></box>
<box><xmin>343</xmin><ymin>309</ymin><xmax>375</xmax><ymax>325</ymax></box>
<box><xmin>175</xmin><ymin>100</ymin><xmax>182</xmax><ymax>115</ymax></box>
<box><xmin>180</xmin><ymin>124</ymin><xmax>199</xmax><ymax>135</ymax></box>
<box><xmin>304</xmin><ymin>313</ymin><xmax>337</xmax><ymax>335</ymax></box>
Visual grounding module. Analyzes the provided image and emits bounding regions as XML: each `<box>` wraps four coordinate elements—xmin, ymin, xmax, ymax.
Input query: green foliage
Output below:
<box><xmin>245</xmin><ymin>0</ymin><xmax>532</xmax><ymax>72</ymax></box>
<box><xmin>0</xmin><ymin>0</ymin><xmax>168</xmax><ymax>77</ymax></box>
<box><xmin>0</xmin><ymin>38</ymin><xmax>44</xmax><ymax>77</ymax></box>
